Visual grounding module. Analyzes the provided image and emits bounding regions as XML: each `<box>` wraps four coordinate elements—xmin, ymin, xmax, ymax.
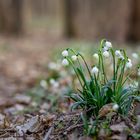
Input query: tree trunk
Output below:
<box><xmin>63</xmin><ymin>0</ymin><xmax>75</xmax><ymax>38</ymax></box>
<box><xmin>0</xmin><ymin>0</ymin><xmax>23</xmax><ymax>35</ymax></box>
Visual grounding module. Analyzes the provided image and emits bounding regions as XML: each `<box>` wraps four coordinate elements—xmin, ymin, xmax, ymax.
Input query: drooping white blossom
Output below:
<box><xmin>91</xmin><ymin>66</ymin><xmax>99</xmax><ymax>75</ymax></box>
<box><xmin>103</xmin><ymin>51</ymin><xmax>110</xmax><ymax>58</ymax></box>
<box><xmin>115</xmin><ymin>50</ymin><xmax>122</xmax><ymax>57</ymax></box>
<box><xmin>50</xmin><ymin>79</ymin><xmax>59</xmax><ymax>88</ymax></box>
<box><xmin>40</xmin><ymin>80</ymin><xmax>47</xmax><ymax>89</ymax></box>
<box><xmin>62</xmin><ymin>50</ymin><xmax>68</xmax><ymax>57</ymax></box>
<box><xmin>105</xmin><ymin>41</ymin><xmax>112</xmax><ymax>49</ymax></box>
<box><xmin>115</xmin><ymin>50</ymin><xmax>124</xmax><ymax>60</ymax></box>
<box><xmin>71</xmin><ymin>55</ymin><xmax>77</xmax><ymax>61</ymax></box>
<box><xmin>62</xmin><ymin>59</ymin><xmax>69</xmax><ymax>66</ymax></box>
<box><xmin>48</xmin><ymin>62</ymin><xmax>57</xmax><ymax>70</ymax></box>
<box><xmin>112</xmin><ymin>104</ymin><xmax>119</xmax><ymax>111</ymax></box>
<box><xmin>126</xmin><ymin>61</ymin><xmax>132</xmax><ymax>69</ymax></box>
<box><xmin>93</xmin><ymin>53</ymin><xmax>99</xmax><ymax>60</ymax></box>
<box><xmin>132</xmin><ymin>53</ymin><xmax>139</xmax><ymax>59</ymax></box>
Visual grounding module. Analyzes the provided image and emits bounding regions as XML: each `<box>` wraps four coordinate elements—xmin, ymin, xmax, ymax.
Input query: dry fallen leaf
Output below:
<box><xmin>0</xmin><ymin>113</ymin><xmax>10</xmax><ymax>128</ymax></box>
<box><xmin>99</xmin><ymin>103</ymin><xmax>115</xmax><ymax>118</ymax></box>
<box><xmin>16</xmin><ymin>115</ymin><xmax>42</xmax><ymax>135</ymax></box>
<box><xmin>110</xmin><ymin>122</ymin><xmax>128</xmax><ymax>132</ymax></box>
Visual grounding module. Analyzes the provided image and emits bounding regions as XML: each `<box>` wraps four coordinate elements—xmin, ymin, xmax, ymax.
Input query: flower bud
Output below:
<box><xmin>62</xmin><ymin>59</ymin><xmax>69</xmax><ymax>66</ymax></box>
<box><xmin>71</xmin><ymin>55</ymin><xmax>77</xmax><ymax>61</ymax></box>
<box><xmin>105</xmin><ymin>41</ymin><xmax>112</xmax><ymax>49</ymax></box>
<box><xmin>115</xmin><ymin>50</ymin><xmax>121</xmax><ymax>57</ymax></box>
<box><xmin>62</xmin><ymin>50</ymin><xmax>68</xmax><ymax>57</ymax></box>
<box><xmin>132</xmin><ymin>53</ymin><xmax>139</xmax><ymax>59</ymax></box>
<box><xmin>126</xmin><ymin>61</ymin><xmax>132</xmax><ymax>69</ymax></box>
<box><xmin>40</xmin><ymin>80</ymin><xmax>47</xmax><ymax>89</ymax></box>
<box><xmin>103</xmin><ymin>51</ymin><xmax>110</xmax><ymax>58</ymax></box>
<box><xmin>112</xmin><ymin>104</ymin><xmax>119</xmax><ymax>111</ymax></box>
<box><xmin>93</xmin><ymin>53</ymin><xmax>99</xmax><ymax>60</ymax></box>
<box><xmin>91</xmin><ymin>66</ymin><xmax>99</xmax><ymax>75</ymax></box>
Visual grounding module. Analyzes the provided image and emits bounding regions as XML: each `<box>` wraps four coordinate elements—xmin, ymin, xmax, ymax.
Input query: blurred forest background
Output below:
<box><xmin>0</xmin><ymin>0</ymin><xmax>140</xmax><ymax>42</ymax></box>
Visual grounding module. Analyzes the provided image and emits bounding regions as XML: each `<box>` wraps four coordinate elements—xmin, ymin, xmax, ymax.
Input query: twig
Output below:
<box><xmin>43</xmin><ymin>126</ymin><xmax>54</xmax><ymax>140</ymax></box>
<box><xmin>66</xmin><ymin>123</ymin><xmax>84</xmax><ymax>132</ymax></box>
<box><xmin>0</xmin><ymin>128</ymin><xmax>16</xmax><ymax>132</ymax></box>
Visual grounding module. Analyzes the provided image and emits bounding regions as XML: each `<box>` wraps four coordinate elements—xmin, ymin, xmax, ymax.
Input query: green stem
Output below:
<box><xmin>78</xmin><ymin>53</ymin><xmax>92</xmax><ymax>79</ymax></box>
<box><xmin>110</xmin><ymin>49</ymin><xmax>116</xmax><ymax>94</ymax></box>
<box><xmin>99</xmin><ymin>51</ymin><xmax>108</xmax><ymax>83</ymax></box>
<box><xmin>66</xmin><ymin>57</ymin><xmax>83</xmax><ymax>87</ymax></box>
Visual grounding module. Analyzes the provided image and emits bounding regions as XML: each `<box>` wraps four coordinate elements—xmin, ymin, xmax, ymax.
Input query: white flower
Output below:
<box><xmin>128</xmin><ymin>58</ymin><xmax>131</xmax><ymax>62</ymax></box>
<box><xmin>103</xmin><ymin>41</ymin><xmax>112</xmax><ymax>51</ymax></box>
<box><xmin>40</xmin><ymin>80</ymin><xmax>47</xmax><ymax>89</ymax></box>
<box><xmin>126</xmin><ymin>61</ymin><xmax>132</xmax><ymax>69</ymax></box>
<box><xmin>103</xmin><ymin>51</ymin><xmax>110</xmax><ymax>58</ymax></box>
<box><xmin>71</xmin><ymin>55</ymin><xmax>77</xmax><ymax>61</ymax></box>
<box><xmin>48</xmin><ymin>62</ymin><xmax>57</xmax><ymax>70</ymax></box>
<box><xmin>93</xmin><ymin>53</ymin><xmax>99</xmax><ymax>60</ymax></box>
<box><xmin>115</xmin><ymin>50</ymin><xmax>124</xmax><ymax>60</ymax></box>
<box><xmin>132</xmin><ymin>53</ymin><xmax>139</xmax><ymax>59</ymax></box>
<box><xmin>105</xmin><ymin>41</ymin><xmax>112</xmax><ymax>49</ymax></box>
<box><xmin>62</xmin><ymin>50</ymin><xmax>68</xmax><ymax>57</ymax></box>
<box><xmin>103</xmin><ymin>46</ymin><xmax>109</xmax><ymax>52</ymax></box>
<box><xmin>62</xmin><ymin>59</ymin><xmax>69</xmax><ymax>66</ymax></box>
<box><xmin>53</xmin><ymin>82</ymin><xmax>59</xmax><ymax>88</ymax></box>
<box><xmin>91</xmin><ymin>66</ymin><xmax>99</xmax><ymax>75</ymax></box>
<box><xmin>50</xmin><ymin>79</ymin><xmax>59</xmax><ymax>88</ymax></box>
<box><xmin>115</xmin><ymin>50</ymin><xmax>122</xmax><ymax>57</ymax></box>
<box><xmin>50</xmin><ymin>79</ymin><xmax>55</xmax><ymax>85</ymax></box>
<box><xmin>120</xmin><ymin>55</ymin><xmax>125</xmax><ymax>60</ymax></box>
<box><xmin>112</xmin><ymin>104</ymin><xmax>119</xmax><ymax>111</ymax></box>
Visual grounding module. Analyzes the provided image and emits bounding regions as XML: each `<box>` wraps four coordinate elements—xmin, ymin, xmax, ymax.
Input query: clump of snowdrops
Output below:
<box><xmin>61</xmin><ymin>39</ymin><xmax>139</xmax><ymax>117</ymax></box>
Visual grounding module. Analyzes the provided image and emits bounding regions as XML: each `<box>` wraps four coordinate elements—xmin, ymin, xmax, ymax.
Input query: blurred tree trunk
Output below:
<box><xmin>63</xmin><ymin>0</ymin><xmax>74</xmax><ymax>38</ymax></box>
<box><xmin>0</xmin><ymin>0</ymin><xmax>23</xmax><ymax>35</ymax></box>
<box><xmin>127</xmin><ymin>0</ymin><xmax>140</xmax><ymax>41</ymax></box>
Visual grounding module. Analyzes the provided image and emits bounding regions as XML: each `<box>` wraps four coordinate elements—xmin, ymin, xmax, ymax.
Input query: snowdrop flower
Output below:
<box><xmin>119</xmin><ymin>55</ymin><xmax>125</xmax><ymax>60</ymax></box>
<box><xmin>48</xmin><ymin>62</ymin><xmax>57</xmax><ymax>70</ymax></box>
<box><xmin>115</xmin><ymin>50</ymin><xmax>122</xmax><ymax>57</ymax></box>
<box><xmin>50</xmin><ymin>79</ymin><xmax>55</xmax><ymax>85</ymax></box>
<box><xmin>62</xmin><ymin>59</ymin><xmax>69</xmax><ymax>66</ymax></box>
<box><xmin>132</xmin><ymin>53</ymin><xmax>139</xmax><ymax>59</ymax></box>
<box><xmin>115</xmin><ymin>50</ymin><xmax>124</xmax><ymax>60</ymax></box>
<box><xmin>50</xmin><ymin>79</ymin><xmax>59</xmax><ymax>88</ymax></box>
<box><xmin>53</xmin><ymin>82</ymin><xmax>59</xmax><ymax>88</ymax></box>
<box><xmin>105</xmin><ymin>41</ymin><xmax>112</xmax><ymax>49</ymax></box>
<box><xmin>93</xmin><ymin>53</ymin><xmax>99</xmax><ymax>60</ymax></box>
<box><xmin>71</xmin><ymin>55</ymin><xmax>77</xmax><ymax>61</ymax></box>
<box><xmin>103</xmin><ymin>46</ymin><xmax>109</xmax><ymax>52</ymax></box>
<box><xmin>103</xmin><ymin>51</ymin><xmax>110</xmax><ymax>58</ymax></box>
<box><xmin>40</xmin><ymin>80</ymin><xmax>47</xmax><ymax>89</ymax></box>
<box><xmin>62</xmin><ymin>50</ymin><xmax>68</xmax><ymax>57</ymax></box>
<box><xmin>128</xmin><ymin>58</ymin><xmax>132</xmax><ymax>62</ymax></box>
<box><xmin>112</xmin><ymin>104</ymin><xmax>119</xmax><ymax>111</ymax></box>
<box><xmin>91</xmin><ymin>66</ymin><xmax>99</xmax><ymax>75</ymax></box>
<box><xmin>103</xmin><ymin>41</ymin><xmax>112</xmax><ymax>51</ymax></box>
<box><xmin>126</xmin><ymin>61</ymin><xmax>132</xmax><ymax>69</ymax></box>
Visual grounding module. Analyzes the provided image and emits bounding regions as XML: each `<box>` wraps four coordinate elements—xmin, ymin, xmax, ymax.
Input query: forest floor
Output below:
<box><xmin>0</xmin><ymin>29</ymin><xmax>139</xmax><ymax>140</ymax></box>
